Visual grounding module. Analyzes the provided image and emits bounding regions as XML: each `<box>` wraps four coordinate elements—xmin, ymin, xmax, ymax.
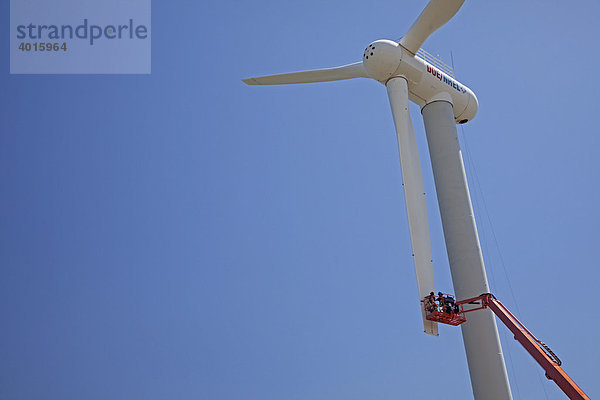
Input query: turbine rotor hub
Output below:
<box><xmin>362</xmin><ymin>40</ymin><xmax>403</xmax><ymax>83</ymax></box>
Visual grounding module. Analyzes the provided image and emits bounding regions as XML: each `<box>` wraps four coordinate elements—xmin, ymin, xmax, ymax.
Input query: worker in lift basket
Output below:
<box><xmin>443</xmin><ymin>294</ymin><xmax>455</xmax><ymax>314</ymax></box>
<box><xmin>437</xmin><ymin>292</ymin><xmax>445</xmax><ymax>312</ymax></box>
<box><xmin>426</xmin><ymin>292</ymin><xmax>437</xmax><ymax>313</ymax></box>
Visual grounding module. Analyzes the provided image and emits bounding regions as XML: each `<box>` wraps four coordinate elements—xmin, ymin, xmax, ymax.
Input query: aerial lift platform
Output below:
<box><xmin>423</xmin><ymin>293</ymin><xmax>590</xmax><ymax>400</ymax></box>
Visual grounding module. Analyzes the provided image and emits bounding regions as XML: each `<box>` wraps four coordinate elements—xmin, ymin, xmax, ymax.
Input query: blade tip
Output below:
<box><xmin>241</xmin><ymin>78</ymin><xmax>259</xmax><ymax>85</ymax></box>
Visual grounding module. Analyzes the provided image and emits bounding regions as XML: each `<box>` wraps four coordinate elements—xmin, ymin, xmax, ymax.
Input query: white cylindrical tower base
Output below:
<box><xmin>422</xmin><ymin>100</ymin><xmax>513</xmax><ymax>400</ymax></box>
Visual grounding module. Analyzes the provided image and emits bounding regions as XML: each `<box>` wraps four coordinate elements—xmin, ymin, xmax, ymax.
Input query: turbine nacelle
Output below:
<box><xmin>362</xmin><ymin>40</ymin><xmax>403</xmax><ymax>83</ymax></box>
<box><xmin>360</xmin><ymin>39</ymin><xmax>478</xmax><ymax>124</ymax></box>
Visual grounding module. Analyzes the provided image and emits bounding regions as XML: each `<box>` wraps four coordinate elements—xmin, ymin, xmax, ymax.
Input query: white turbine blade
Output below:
<box><xmin>242</xmin><ymin>62</ymin><xmax>368</xmax><ymax>85</ymax></box>
<box><xmin>399</xmin><ymin>0</ymin><xmax>465</xmax><ymax>55</ymax></box>
<box><xmin>386</xmin><ymin>77</ymin><xmax>438</xmax><ymax>336</ymax></box>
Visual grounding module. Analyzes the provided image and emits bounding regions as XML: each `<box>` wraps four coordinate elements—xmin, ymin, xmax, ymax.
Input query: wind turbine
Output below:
<box><xmin>243</xmin><ymin>1</ymin><xmax>513</xmax><ymax>398</ymax></box>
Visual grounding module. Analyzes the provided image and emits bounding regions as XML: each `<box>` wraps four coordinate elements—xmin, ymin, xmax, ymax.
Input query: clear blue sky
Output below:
<box><xmin>1</xmin><ymin>1</ymin><xmax>599</xmax><ymax>399</ymax></box>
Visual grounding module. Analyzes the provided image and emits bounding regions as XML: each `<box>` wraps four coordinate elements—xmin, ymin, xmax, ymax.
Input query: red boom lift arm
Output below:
<box><xmin>424</xmin><ymin>293</ymin><xmax>590</xmax><ymax>400</ymax></box>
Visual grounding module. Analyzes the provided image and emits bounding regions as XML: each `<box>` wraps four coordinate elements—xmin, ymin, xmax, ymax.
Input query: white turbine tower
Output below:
<box><xmin>243</xmin><ymin>1</ymin><xmax>513</xmax><ymax>398</ymax></box>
